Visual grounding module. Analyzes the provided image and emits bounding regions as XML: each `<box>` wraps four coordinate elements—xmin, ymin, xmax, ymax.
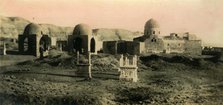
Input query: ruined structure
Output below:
<box><xmin>68</xmin><ymin>24</ymin><xmax>98</xmax><ymax>54</ymax></box>
<box><xmin>56</xmin><ymin>38</ymin><xmax>68</xmax><ymax>51</ymax></box>
<box><xmin>119</xmin><ymin>55</ymin><xmax>138</xmax><ymax>82</ymax></box>
<box><xmin>75</xmin><ymin>51</ymin><xmax>92</xmax><ymax>79</ymax></box>
<box><xmin>134</xmin><ymin>18</ymin><xmax>202</xmax><ymax>55</ymax></box>
<box><xmin>103</xmin><ymin>40</ymin><xmax>144</xmax><ymax>55</ymax></box>
<box><xmin>18</xmin><ymin>23</ymin><xmax>54</xmax><ymax>57</ymax></box>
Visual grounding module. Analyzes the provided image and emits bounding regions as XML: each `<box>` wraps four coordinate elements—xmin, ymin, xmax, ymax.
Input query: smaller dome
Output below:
<box><xmin>145</xmin><ymin>18</ymin><xmax>160</xmax><ymax>28</ymax></box>
<box><xmin>23</xmin><ymin>23</ymin><xmax>42</xmax><ymax>35</ymax></box>
<box><xmin>73</xmin><ymin>24</ymin><xmax>92</xmax><ymax>36</ymax></box>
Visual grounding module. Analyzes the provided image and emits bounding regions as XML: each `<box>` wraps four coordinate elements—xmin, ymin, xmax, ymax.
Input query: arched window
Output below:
<box><xmin>151</xmin><ymin>38</ymin><xmax>157</xmax><ymax>42</ymax></box>
<box><xmin>90</xmin><ymin>38</ymin><xmax>96</xmax><ymax>52</ymax></box>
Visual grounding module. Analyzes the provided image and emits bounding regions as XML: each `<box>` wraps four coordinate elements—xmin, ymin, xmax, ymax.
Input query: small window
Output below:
<box><xmin>151</xmin><ymin>38</ymin><xmax>157</xmax><ymax>42</ymax></box>
<box><xmin>153</xmin><ymin>31</ymin><xmax>155</xmax><ymax>34</ymax></box>
<box><xmin>178</xmin><ymin>43</ymin><xmax>181</xmax><ymax>46</ymax></box>
<box><xmin>167</xmin><ymin>43</ymin><xmax>170</xmax><ymax>46</ymax></box>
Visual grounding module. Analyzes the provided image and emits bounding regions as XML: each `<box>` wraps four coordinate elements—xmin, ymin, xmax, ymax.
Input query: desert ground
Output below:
<box><xmin>0</xmin><ymin>50</ymin><xmax>223</xmax><ymax>105</ymax></box>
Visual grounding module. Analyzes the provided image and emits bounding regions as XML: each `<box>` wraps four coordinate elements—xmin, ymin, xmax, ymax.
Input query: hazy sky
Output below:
<box><xmin>1</xmin><ymin>0</ymin><xmax>223</xmax><ymax>46</ymax></box>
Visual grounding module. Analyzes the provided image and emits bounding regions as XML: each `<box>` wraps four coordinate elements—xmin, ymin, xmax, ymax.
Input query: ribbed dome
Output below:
<box><xmin>73</xmin><ymin>24</ymin><xmax>92</xmax><ymax>35</ymax></box>
<box><xmin>145</xmin><ymin>18</ymin><xmax>160</xmax><ymax>28</ymax></box>
<box><xmin>23</xmin><ymin>23</ymin><xmax>42</xmax><ymax>35</ymax></box>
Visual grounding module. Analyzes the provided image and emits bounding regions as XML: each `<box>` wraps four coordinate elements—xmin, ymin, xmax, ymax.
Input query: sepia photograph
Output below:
<box><xmin>0</xmin><ymin>0</ymin><xmax>223</xmax><ymax>104</ymax></box>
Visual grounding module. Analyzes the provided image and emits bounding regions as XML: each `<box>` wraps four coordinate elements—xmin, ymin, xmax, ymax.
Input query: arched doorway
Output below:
<box><xmin>39</xmin><ymin>36</ymin><xmax>51</xmax><ymax>51</ymax></box>
<box><xmin>90</xmin><ymin>38</ymin><xmax>95</xmax><ymax>53</ymax></box>
<box><xmin>74</xmin><ymin>37</ymin><xmax>82</xmax><ymax>53</ymax></box>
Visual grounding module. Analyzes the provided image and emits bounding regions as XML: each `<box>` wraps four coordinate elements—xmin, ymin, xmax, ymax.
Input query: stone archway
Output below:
<box><xmin>74</xmin><ymin>37</ymin><xmax>83</xmax><ymax>53</ymax></box>
<box><xmin>39</xmin><ymin>36</ymin><xmax>50</xmax><ymax>51</ymax></box>
<box><xmin>39</xmin><ymin>36</ymin><xmax>50</xmax><ymax>58</ymax></box>
<box><xmin>90</xmin><ymin>38</ymin><xmax>95</xmax><ymax>53</ymax></box>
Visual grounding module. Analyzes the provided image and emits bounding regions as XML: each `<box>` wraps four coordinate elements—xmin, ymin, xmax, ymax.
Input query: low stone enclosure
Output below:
<box><xmin>75</xmin><ymin>52</ymin><xmax>138</xmax><ymax>82</ymax></box>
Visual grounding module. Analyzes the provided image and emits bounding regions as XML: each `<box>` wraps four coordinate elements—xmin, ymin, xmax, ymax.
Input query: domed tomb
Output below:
<box><xmin>144</xmin><ymin>18</ymin><xmax>160</xmax><ymax>36</ymax></box>
<box><xmin>68</xmin><ymin>23</ymin><xmax>97</xmax><ymax>54</ymax></box>
<box><xmin>19</xmin><ymin>23</ymin><xmax>51</xmax><ymax>57</ymax></box>
<box><xmin>73</xmin><ymin>24</ymin><xmax>92</xmax><ymax>36</ymax></box>
<box><xmin>23</xmin><ymin>23</ymin><xmax>42</xmax><ymax>35</ymax></box>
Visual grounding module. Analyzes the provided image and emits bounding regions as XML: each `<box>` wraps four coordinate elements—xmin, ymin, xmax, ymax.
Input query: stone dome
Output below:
<box><xmin>23</xmin><ymin>23</ymin><xmax>42</xmax><ymax>35</ymax></box>
<box><xmin>73</xmin><ymin>24</ymin><xmax>92</xmax><ymax>35</ymax></box>
<box><xmin>145</xmin><ymin>18</ymin><xmax>160</xmax><ymax>28</ymax></box>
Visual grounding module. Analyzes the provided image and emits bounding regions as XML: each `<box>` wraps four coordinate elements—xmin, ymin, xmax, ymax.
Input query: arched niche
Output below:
<box><xmin>90</xmin><ymin>38</ymin><xmax>96</xmax><ymax>53</ymax></box>
<box><xmin>73</xmin><ymin>37</ymin><xmax>83</xmax><ymax>53</ymax></box>
<box><xmin>23</xmin><ymin>37</ymin><xmax>29</xmax><ymax>52</ymax></box>
<box><xmin>39</xmin><ymin>36</ymin><xmax>51</xmax><ymax>51</ymax></box>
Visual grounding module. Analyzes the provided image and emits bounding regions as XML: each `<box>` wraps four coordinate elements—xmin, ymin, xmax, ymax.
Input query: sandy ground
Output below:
<box><xmin>0</xmin><ymin>53</ymin><xmax>223</xmax><ymax>105</ymax></box>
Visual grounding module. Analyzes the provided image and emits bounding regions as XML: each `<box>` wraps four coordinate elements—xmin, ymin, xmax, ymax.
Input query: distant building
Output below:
<box><xmin>133</xmin><ymin>19</ymin><xmax>202</xmax><ymax>55</ymax></box>
<box><xmin>202</xmin><ymin>46</ymin><xmax>223</xmax><ymax>55</ymax></box>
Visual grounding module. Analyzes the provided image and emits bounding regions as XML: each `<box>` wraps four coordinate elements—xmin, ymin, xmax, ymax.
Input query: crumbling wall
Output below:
<box><xmin>125</xmin><ymin>41</ymin><xmax>143</xmax><ymax>55</ymax></box>
<box><xmin>163</xmin><ymin>39</ymin><xmax>185</xmax><ymax>53</ymax></box>
<box><xmin>103</xmin><ymin>41</ymin><xmax>117</xmax><ymax>54</ymax></box>
<box><xmin>184</xmin><ymin>40</ymin><xmax>202</xmax><ymax>55</ymax></box>
<box><xmin>103</xmin><ymin>41</ymin><xmax>142</xmax><ymax>55</ymax></box>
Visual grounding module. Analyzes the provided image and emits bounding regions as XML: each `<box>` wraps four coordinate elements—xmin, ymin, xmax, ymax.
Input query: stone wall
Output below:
<box><xmin>103</xmin><ymin>41</ymin><xmax>143</xmax><ymax>55</ymax></box>
<box><xmin>103</xmin><ymin>41</ymin><xmax>117</xmax><ymax>54</ymax></box>
<box><xmin>18</xmin><ymin>35</ymin><xmax>38</xmax><ymax>56</ymax></box>
<box><xmin>144</xmin><ymin>37</ymin><xmax>164</xmax><ymax>53</ymax></box>
<box><xmin>163</xmin><ymin>39</ymin><xmax>185</xmax><ymax>53</ymax></box>
<box><xmin>125</xmin><ymin>41</ymin><xmax>143</xmax><ymax>55</ymax></box>
<box><xmin>51</xmin><ymin>37</ymin><xmax>57</xmax><ymax>47</ymax></box>
<box><xmin>184</xmin><ymin>40</ymin><xmax>202</xmax><ymax>55</ymax></box>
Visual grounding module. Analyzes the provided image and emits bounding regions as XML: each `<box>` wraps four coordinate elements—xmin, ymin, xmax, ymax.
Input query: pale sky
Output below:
<box><xmin>0</xmin><ymin>0</ymin><xmax>223</xmax><ymax>46</ymax></box>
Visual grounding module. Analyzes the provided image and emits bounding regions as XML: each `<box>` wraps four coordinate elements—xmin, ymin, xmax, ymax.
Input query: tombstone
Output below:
<box><xmin>76</xmin><ymin>51</ymin><xmax>92</xmax><ymax>79</ymax></box>
<box><xmin>3</xmin><ymin>42</ymin><xmax>6</xmax><ymax>55</ymax></box>
<box><xmin>0</xmin><ymin>42</ymin><xmax>7</xmax><ymax>55</ymax></box>
<box><xmin>59</xmin><ymin>43</ymin><xmax>63</xmax><ymax>51</ymax></box>
<box><xmin>119</xmin><ymin>55</ymin><xmax>138</xmax><ymax>82</ymax></box>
